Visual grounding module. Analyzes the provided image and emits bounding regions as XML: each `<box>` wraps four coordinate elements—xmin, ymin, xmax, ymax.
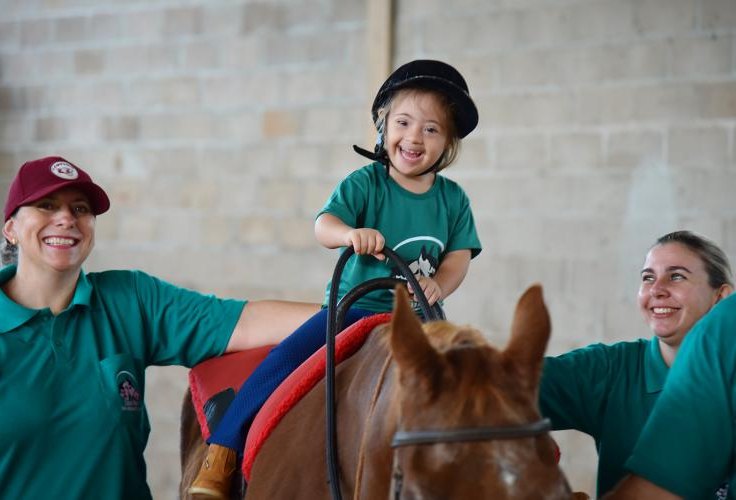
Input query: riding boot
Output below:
<box><xmin>188</xmin><ymin>444</ymin><xmax>237</xmax><ymax>499</ymax></box>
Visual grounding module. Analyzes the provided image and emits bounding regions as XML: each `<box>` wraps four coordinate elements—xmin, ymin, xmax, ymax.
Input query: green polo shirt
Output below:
<box><xmin>539</xmin><ymin>337</ymin><xmax>668</xmax><ymax>497</ymax></box>
<box><xmin>626</xmin><ymin>294</ymin><xmax>736</xmax><ymax>499</ymax></box>
<box><xmin>319</xmin><ymin>162</ymin><xmax>481</xmax><ymax>312</ymax></box>
<box><xmin>0</xmin><ymin>265</ymin><xmax>244</xmax><ymax>500</ymax></box>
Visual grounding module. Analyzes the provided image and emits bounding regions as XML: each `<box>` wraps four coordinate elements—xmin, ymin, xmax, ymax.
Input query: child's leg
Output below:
<box><xmin>208</xmin><ymin>307</ymin><xmax>374</xmax><ymax>452</ymax></box>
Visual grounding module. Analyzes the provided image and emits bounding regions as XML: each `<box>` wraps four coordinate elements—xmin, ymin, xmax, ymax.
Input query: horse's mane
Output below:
<box><xmin>378</xmin><ymin>319</ymin><xmax>488</xmax><ymax>352</ymax></box>
<box><xmin>387</xmin><ymin>319</ymin><xmax>517</xmax><ymax>424</ymax></box>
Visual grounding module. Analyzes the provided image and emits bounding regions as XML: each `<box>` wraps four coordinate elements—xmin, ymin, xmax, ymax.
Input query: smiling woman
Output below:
<box><xmin>6</xmin><ymin>189</ymin><xmax>97</xmax><ymax>300</ymax></box>
<box><xmin>638</xmin><ymin>232</ymin><xmax>733</xmax><ymax>366</ymax></box>
<box><xmin>0</xmin><ymin>156</ymin><xmax>320</xmax><ymax>500</ymax></box>
<box><xmin>2</xmin><ymin>158</ymin><xmax>107</xmax><ymax>268</ymax></box>
<box><xmin>539</xmin><ymin>230</ymin><xmax>734</xmax><ymax>499</ymax></box>
<box><xmin>2</xmin><ymin>158</ymin><xmax>109</xmax><ymax>313</ymax></box>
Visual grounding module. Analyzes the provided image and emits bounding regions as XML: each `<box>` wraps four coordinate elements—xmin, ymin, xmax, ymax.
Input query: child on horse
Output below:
<box><xmin>189</xmin><ymin>59</ymin><xmax>483</xmax><ymax>498</ymax></box>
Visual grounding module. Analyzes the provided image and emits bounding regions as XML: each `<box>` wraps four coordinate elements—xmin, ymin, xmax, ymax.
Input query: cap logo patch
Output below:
<box><xmin>50</xmin><ymin>161</ymin><xmax>79</xmax><ymax>180</ymax></box>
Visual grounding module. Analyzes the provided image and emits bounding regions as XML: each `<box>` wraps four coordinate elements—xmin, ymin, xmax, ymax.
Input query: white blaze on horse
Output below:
<box><xmin>181</xmin><ymin>285</ymin><xmax>585</xmax><ymax>499</ymax></box>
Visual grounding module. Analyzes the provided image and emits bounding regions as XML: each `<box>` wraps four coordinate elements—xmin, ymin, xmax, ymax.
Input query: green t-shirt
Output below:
<box><xmin>0</xmin><ymin>266</ymin><xmax>244</xmax><ymax>500</ymax></box>
<box><xmin>539</xmin><ymin>337</ymin><xmax>668</xmax><ymax>497</ymax></box>
<box><xmin>626</xmin><ymin>293</ymin><xmax>736</xmax><ymax>499</ymax></box>
<box><xmin>319</xmin><ymin>162</ymin><xmax>481</xmax><ymax>312</ymax></box>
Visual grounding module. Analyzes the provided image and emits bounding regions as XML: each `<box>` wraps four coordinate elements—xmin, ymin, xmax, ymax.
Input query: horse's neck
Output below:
<box><xmin>338</xmin><ymin>327</ymin><xmax>400</xmax><ymax>494</ymax></box>
<box><xmin>342</xmin><ymin>327</ymin><xmax>400</xmax><ymax>434</ymax></box>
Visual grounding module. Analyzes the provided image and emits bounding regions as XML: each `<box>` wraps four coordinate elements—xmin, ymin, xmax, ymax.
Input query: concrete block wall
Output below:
<box><xmin>1</xmin><ymin>0</ymin><xmax>734</xmax><ymax>497</ymax></box>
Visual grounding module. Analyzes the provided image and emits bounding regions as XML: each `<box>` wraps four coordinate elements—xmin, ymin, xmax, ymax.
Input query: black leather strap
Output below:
<box><xmin>391</xmin><ymin>418</ymin><xmax>552</xmax><ymax>447</ymax></box>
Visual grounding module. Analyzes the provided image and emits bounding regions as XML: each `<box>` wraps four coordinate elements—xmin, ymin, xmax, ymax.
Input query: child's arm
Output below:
<box><xmin>409</xmin><ymin>249</ymin><xmax>471</xmax><ymax>305</ymax></box>
<box><xmin>315</xmin><ymin>213</ymin><xmax>386</xmax><ymax>260</ymax></box>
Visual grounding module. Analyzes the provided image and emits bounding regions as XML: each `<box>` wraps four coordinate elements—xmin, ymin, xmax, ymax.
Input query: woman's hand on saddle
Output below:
<box><xmin>345</xmin><ymin>228</ymin><xmax>386</xmax><ymax>261</ymax></box>
<box><xmin>407</xmin><ymin>276</ymin><xmax>442</xmax><ymax>306</ymax></box>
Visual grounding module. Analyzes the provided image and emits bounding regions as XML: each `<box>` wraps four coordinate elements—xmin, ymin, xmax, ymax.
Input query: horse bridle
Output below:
<box><xmin>389</xmin><ymin>418</ymin><xmax>552</xmax><ymax>499</ymax></box>
<box><xmin>391</xmin><ymin>417</ymin><xmax>552</xmax><ymax>447</ymax></box>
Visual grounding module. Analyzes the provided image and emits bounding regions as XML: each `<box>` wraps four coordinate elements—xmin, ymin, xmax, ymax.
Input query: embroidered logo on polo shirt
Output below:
<box><xmin>116</xmin><ymin>370</ymin><xmax>142</xmax><ymax>412</ymax></box>
<box><xmin>50</xmin><ymin>161</ymin><xmax>79</xmax><ymax>180</ymax></box>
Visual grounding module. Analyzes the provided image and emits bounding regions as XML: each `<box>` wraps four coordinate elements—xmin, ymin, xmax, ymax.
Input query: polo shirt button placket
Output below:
<box><xmin>39</xmin><ymin>312</ymin><xmax>54</xmax><ymax>346</ymax></box>
<box><xmin>50</xmin><ymin>316</ymin><xmax>66</xmax><ymax>356</ymax></box>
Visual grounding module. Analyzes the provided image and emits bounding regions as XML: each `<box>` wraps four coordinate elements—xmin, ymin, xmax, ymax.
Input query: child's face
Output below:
<box><xmin>385</xmin><ymin>90</ymin><xmax>449</xmax><ymax>188</ymax></box>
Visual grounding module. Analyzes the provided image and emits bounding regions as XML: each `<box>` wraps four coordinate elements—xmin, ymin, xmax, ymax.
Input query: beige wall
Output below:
<box><xmin>1</xmin><ymin>0</ymin><xmax>735</xmax><ymax>498</ymax></box>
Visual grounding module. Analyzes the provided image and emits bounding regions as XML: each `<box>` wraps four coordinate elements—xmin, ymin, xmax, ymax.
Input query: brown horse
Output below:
<box><xmin>182</xmin><ymin>285</ymin><xmax>580</xmax><ymax>499</ymax></box>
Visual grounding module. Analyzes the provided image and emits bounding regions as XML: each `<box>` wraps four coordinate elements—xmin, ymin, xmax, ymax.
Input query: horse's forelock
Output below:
<box><xmin>421</xmin><ymin>322</ymin><xmax>487</xmax><ymax>351</ymax></box>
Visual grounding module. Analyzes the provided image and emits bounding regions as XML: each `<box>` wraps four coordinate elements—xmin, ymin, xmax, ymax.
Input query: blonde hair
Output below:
<box><xmin>374</xmin><ymin>88</ymin><xmax>461</xmax><ymax>173</ymax></box>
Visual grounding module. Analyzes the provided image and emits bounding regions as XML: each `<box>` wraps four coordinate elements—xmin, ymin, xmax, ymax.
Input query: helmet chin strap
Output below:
<box><xmin>352</xmin><ymin>144</ymin><xmax>387</xmax><ymax>165</ymax></box>
<box><xmin>418</xmin><ymin>152</ymin><xmax>445</xmax><ymax>175</ymax></box>
<box><xmin>352</xmin><ymin>145</ymin><xmax>443</xmax><ymax>177</ymax></box>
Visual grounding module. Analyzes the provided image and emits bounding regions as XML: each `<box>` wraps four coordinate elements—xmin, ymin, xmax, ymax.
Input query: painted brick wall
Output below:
<box><xmin>1</xmin><ymin>0</ymin><xmax>735</xmax><ymax>497</ymax></box>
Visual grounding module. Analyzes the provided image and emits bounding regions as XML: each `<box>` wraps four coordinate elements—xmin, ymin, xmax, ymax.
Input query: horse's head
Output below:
<box><xmin>388</xmin><ymin>285</ymin><xmax>571</xmax><ymax>499</ymax></box>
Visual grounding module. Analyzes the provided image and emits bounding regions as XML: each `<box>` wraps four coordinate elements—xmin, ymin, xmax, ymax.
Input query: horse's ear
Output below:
<box><xmin>390</xmin><ymin>286</ymin><xmax>442</xmax><ymax>385</ymax></box>
<box><xmin>503</xmin><ymin>284</ymin><xmax>551</xmax><ymax>387</ymax></box>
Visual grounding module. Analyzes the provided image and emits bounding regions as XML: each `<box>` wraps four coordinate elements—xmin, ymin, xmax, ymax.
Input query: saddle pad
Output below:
<box><xmin>189</xmin><ymin>344</ymin><xmax>275</xmax><ymax>440</ymax></box>
<box><xmin>242</xmin><ymin>313</ymin><xmax>392</xmax><ymax>480</ymax></box>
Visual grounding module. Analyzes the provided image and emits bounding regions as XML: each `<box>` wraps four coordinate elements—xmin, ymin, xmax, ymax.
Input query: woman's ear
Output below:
<box><xmin>716</xmin><ymin>284</ymin><xmax>734</xmax><ymax>302</ymax></box>
<box><xmin>3</xmin><ymin>218</ymin><xmax>15</xmax><ymax>244</ymax></box>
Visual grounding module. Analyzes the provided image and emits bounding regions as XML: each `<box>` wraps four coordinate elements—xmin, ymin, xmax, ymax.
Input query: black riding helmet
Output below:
<box><xmin>353</xmin><ymin>59</ymin><xmax>479</xmax><ymax>168</ymax></box>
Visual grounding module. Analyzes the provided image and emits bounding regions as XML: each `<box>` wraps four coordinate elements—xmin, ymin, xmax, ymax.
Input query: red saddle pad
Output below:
<box><xmin>187</xmin><ymin>313</ymin><xmax>391</xmax><ymax>476</ymax></box>
<box><xmin>242</xmin><ymin>313</ymin><xmax>391</xmax><ymax>480</ymax></box>
<box><xmin>189</xmin><ymin>344</ymin><xmax>275</xmax><ymax>440</ymax></box>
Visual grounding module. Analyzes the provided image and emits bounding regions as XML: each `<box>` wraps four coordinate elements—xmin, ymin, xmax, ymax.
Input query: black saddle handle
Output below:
<box><xmin>325</xmin><ymin>246</ymin><xmax>445</xmax><ymax>500</ymax></box>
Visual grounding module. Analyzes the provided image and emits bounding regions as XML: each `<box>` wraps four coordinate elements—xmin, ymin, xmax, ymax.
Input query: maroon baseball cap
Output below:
<box><xmin>4</xmin><ymin>156</ymin><xmax>110</xmax><ymax>221</ymax></box>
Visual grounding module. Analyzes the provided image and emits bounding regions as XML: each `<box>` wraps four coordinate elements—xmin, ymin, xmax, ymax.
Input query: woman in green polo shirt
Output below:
<box><xmin>612</xmin><ymin>292</ymin><xmax>736</xmax><ymax>498</ymax></box>
<box><xmin>539</xmin><ymin>230</ymin><xmax>734</xmax><ymax>498</ymax></box>
<box><xmin>0</xmin><ymin>156</ymin><xmax>319</xmax><ymax>500</ymax></box>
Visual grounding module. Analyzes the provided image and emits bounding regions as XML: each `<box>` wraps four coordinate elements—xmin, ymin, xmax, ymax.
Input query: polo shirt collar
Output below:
<box><xmin>644</xmin><ymin>336</ymin><xmax>669</xmax><ymax>393</ymax></box>
<box><xmin>71</xmin><ymin>270</ymin><xmax>93</xmax><ymax>307</ymax></box>
<box><xmin>0</xmin><ymin>265</ymin><xmax>93</xmax><ymax>333</ymax></box>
